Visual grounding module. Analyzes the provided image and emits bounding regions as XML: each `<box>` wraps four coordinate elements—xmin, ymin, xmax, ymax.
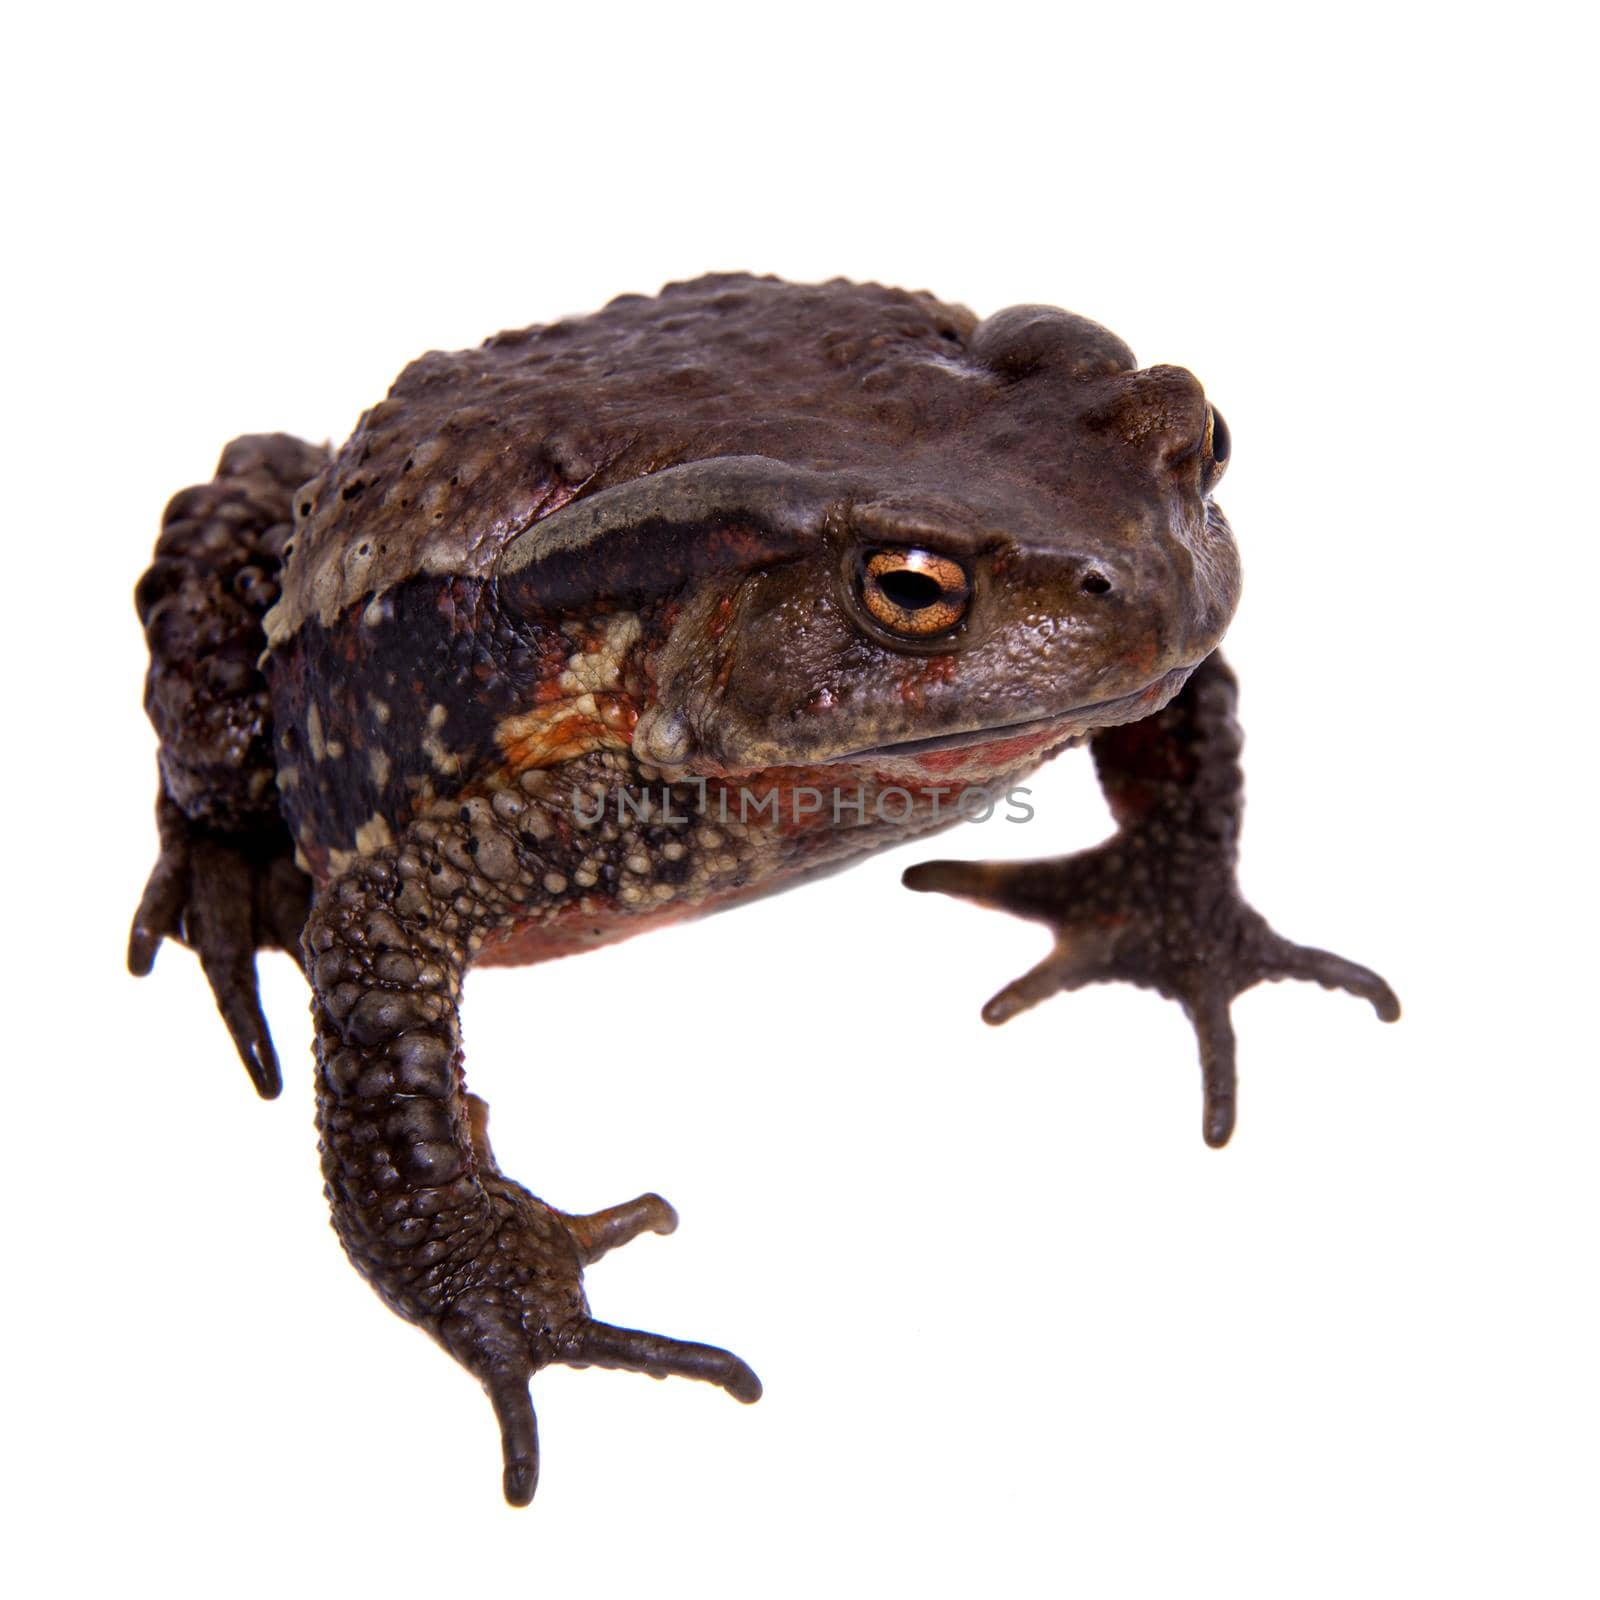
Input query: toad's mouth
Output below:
<box><xmin>822</xmin><ymin>666</ymin><xmax>1191</xmax><ymax>765</ymax></box>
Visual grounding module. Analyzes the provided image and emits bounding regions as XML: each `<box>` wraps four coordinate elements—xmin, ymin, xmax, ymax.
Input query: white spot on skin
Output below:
<box><xmin>370</xmin><ymin>749</ymin><xmax>391</xmax><ymax>787</ymax></box>
<box><xmin>422</xmin><ymin>735</ymin><xmax>461</xmax><ymax>776</ymax></box>
<box><xmin>371</xmin><ymin>698</ymin><xmax>391</xmax><ymax>726</ymax></box>
<box><xmin>564</xmin><ymin>613</ymin><xmax>642</xmax><ymax>694</ymax></box>
<box><xmin>355</xmin><ymin>815</ymin><xmax>396</xmax><ymax>855</ymax></box>
<box><xmin>421</xmin><ymin>702</ymin><xmax>460</xmax><ymax>775</ymax></box>
<box><xmin>306</xmin><ymin>703</ymin><xmax>325</xmax><ymax>762</ymax></box>
<box><xmin>542</xmin><ymin>872</ymin><xmax>568</xmax><ymax>895</ymax></box>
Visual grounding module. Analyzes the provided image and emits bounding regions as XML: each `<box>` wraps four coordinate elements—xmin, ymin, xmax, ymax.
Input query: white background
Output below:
<box><xmin>5</xmin><ymin>3</ymin><xmax>1595</xmax><ymax>1595</ymax></box>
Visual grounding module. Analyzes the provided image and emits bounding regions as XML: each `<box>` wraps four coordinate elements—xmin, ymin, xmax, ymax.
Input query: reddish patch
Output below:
<box><xmin>497</xmin><ymin>695</ymin><xmax>636</xmax><ymax>769</ymax></box>
<box><xmin>907</xmin><ymin>721</ymin><xmax>1072</xmax><ymax>777</ymax></box>
<box><xmin>475</xmin><ymin>874</ymin><xmax>789</xmax><ymax>969</ymax></box>
<box><xmin>476</xmin><ymin>897</ymin><xmax>693</xmax><ymax>967</ymax></box>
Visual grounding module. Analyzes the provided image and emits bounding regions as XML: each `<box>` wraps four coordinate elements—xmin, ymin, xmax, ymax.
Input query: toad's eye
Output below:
<box><xmin>859</xmin><ymin>548</ymin><xmax>971</xmax><ymax>638</ymax></box>
<box><xmin>1205</xmin><ymin>406</ymin><xmax>1231</xmax><ymax>486</ymax></box>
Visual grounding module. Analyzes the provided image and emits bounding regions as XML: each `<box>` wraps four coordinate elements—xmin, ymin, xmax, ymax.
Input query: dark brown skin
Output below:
<box><xmin>129</xmin><ymin>274</ymin><xmax>1398</xmax><ymax>1506</ymax></box>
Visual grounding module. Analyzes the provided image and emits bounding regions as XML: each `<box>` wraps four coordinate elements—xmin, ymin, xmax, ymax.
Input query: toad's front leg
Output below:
<box><xmin>905</xmin><ymin>652</ymin><xmax>1398</xmax><ymax>1146</ymax></box>
<box><xmin>308</xmin><ymin>814</ymin><xmax>759</xmax><ymax>1506</ymax></box>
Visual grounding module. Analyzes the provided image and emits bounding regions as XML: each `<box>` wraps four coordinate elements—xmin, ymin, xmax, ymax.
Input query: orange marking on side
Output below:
<box><xmin>496</xmin><ymin>695</ymin><xmax>637</xmax><ymax>770</ymax></box>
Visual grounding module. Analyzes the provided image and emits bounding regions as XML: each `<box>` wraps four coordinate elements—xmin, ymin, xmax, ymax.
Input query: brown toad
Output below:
<box><xmin>129</xmin><ymin>273</ymin><xmax>1398</xmax><ymax>1505</ymax></box>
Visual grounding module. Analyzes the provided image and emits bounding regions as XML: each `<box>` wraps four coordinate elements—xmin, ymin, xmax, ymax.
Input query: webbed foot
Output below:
<box><xmin>445</xmin><ymin>1096</ymin><xmax>761</xmax><ymax>1507</ymax></box>
<box><xmin>904</xmin><ymin>842</ymin><xmax>1399</xmax><ymax>1147</ymax></box>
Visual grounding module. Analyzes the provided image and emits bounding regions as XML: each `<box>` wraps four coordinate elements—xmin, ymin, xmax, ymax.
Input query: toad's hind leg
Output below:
<box><xmin>310</xmin><ymin>810</ymin><xmax>760</xmax><ymax>1507</ymax></box>
<box><xmin>129</xmin><ymin>434</ymin><xmax>330</xmax><ymax>1095</ymax></box>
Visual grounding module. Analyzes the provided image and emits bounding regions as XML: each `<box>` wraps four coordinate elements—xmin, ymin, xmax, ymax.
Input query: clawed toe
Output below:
<box><xmin>472</xmin><ymin>1313</ymin><xmax>760</xmax><ymax>1507</ymax></box>
<box><xmin>1264</xmin><ymin>939</ymin><xmax>1402</xmax><ymax>1023</ymax></box>
<box><xmin>564</xmin><ymin>1194</ymin><xmax>680</xmax><ymax>1266</ymax></box>
<box><xmin>560</xmin><ymin>1319</ymin><xmax>763</xmax><ymax>1403</ymax></box>
<box><xmin>903</xmin><ymin>857</ymin><xmax>1021</xmax><ymax>899</ymax></box>
<box><xmin>979</xmin><ymin>931</ymin><xmax>1117</xmax><ymax>1025</ymax></box>
<box><xmin>442</xmin><ymin>1146</ymin><xmax>760</xmax><ymax>1506</ymax></box>
<box><xmin>127</xmin><ymin>825</ymin><xmax>189</xmax><ymax>977</ymax></box>
<box><xmin>129</xmin><ymin>826</ymin><xmax>283</xmax><ymax>1097</ymax></box>
<box><xmin>906</xmin><ymin>838</ymin><xmax>1399</xmax><ymax>1148</ymax></box>
<box><xmin>1184</xmin><ymin>988</ymin><xmax>1239</xmax><ymax>1148</ymax></box>
<box><xmin>486</xmin><ymin>1367</ymin><xmax>542</xmax><ymax>1507</ymax></box>
<box><xmin>128</xmin><ymin>791</ymin><xmax>311</xmax><ymax>1098</ymax></box>
<box><xmin>475</xmin><ymin>1313</ymin><xmax>761</xmax><ymax>1506</ymax></box>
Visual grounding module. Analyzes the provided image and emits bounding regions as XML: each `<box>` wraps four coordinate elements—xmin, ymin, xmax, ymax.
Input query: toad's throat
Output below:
<box><xmin>823</xmin><ymin>666</ymin><xmax>1192</xmax><ymax>764</ymax></box>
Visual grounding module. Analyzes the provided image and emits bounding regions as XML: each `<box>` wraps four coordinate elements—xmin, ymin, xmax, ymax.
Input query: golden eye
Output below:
<box><xmin>859</xmin><ymin>548</ymin><xmax>971</xmax><ymax>638</ymax></box>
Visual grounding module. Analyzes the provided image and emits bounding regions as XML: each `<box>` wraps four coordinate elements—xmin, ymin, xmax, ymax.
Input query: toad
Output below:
<box><xmin>130</xmin><ymin>273</ymin><xmax>1398</xmax><ymax>1504</ymax></box>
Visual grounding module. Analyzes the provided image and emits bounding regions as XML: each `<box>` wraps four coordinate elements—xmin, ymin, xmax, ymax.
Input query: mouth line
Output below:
<box><xmin>823</xmin><ymin>669</ymin><xmax>1187</xmax><ymax>764</ymax></box>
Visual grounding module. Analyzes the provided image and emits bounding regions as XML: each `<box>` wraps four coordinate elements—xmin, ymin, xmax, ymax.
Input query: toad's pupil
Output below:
<box><xmin>1210</xmin><ymin>408</ymin><xmax>1231</xmax><ymax>464</ymax></box>
<box><xmin>877</xmin><ymin>568</ymin><xmax>946</xmax><ymax>610</ymax></box>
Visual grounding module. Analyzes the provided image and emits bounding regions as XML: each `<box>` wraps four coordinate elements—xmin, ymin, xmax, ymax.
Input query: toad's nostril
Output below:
<box><xmin>1081</xmin><ymin>571</ymin><xmax>1113</xmax><ymax>596</ymax></box>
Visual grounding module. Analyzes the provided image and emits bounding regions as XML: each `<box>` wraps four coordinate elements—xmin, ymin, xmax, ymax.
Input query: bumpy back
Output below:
<box><xmin>263</xmin><ymin>274</ymin><xmax>982</xmax><ymax>645</ymax></box>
